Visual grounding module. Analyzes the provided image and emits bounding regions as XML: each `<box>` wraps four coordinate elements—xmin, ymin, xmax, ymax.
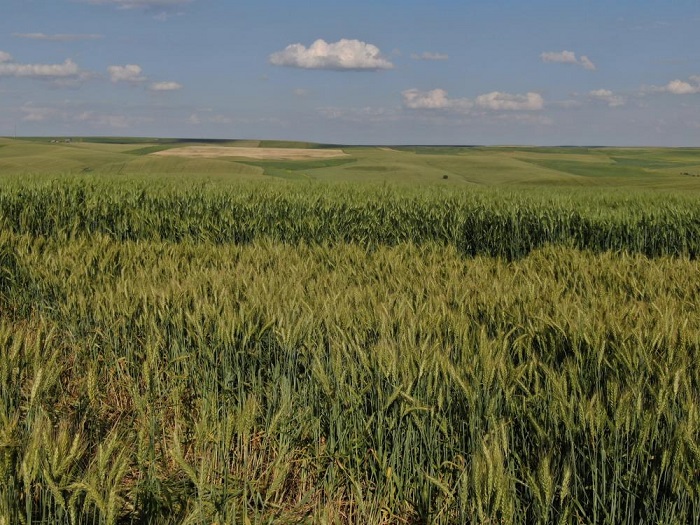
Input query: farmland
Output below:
<box><xmin>3</xmin><ymin>137</ymin><xmax>700</xmax><ymax>187</ymax></box>
<box><xmin>1</xmin><ymin>137</ymin><xmax>700</xmax><ymax>524</ymax></box>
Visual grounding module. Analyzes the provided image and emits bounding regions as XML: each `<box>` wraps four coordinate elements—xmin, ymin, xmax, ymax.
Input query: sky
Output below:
<box><xmin>1</xmin><ymin>0</ymin><xmax>700</xmax><ymax>146</ymax></box>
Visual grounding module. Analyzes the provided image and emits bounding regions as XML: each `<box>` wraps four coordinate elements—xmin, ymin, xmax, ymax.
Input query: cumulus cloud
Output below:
<box><xmin>476</xmin><ymin>91</ymin><xmax>544</xmax><ymax>111</ymax></box>
<box><xmin>13</xmin><ymin>33</ymin><xmax>103</xmax><ymax>42</ymax></box>
<box><xmin>83</xmin><ymin>0</ymin><xmax>193</xmax><ymax>9</ymax></box>
<box><xmin>0</xmin><ymin>51</ymin><xmax>12</xmax><ymax>63</ymax></box>
<box><xmin>402</xmin><ymin>88</ymin><xmax>472</xmax><ymax>111</ymax></box>
<box><xmin>108</xmin><ymin>64</ymin><xmax>146</xmax><ymax>83</ymax></box>
<box><xmin>646</xmin><ymin>76</ymin><xmax>700</xmax><ymax>95</ymax></box>
<box><xmin>0</xmin><ymin>58</ymin><xmax>82</xmax><ymax>79</ymax></box>
<box><xmin>541</xmin><ymin>50</ymin><xmax>596</xmax><ymax>70</ymax></box>
<box><xmin>410</xmin><ymin>52</ymin><xmax>449</xmax><ymax>61</ymax></box>
<box><xmin>269</xmin><ymin>39</ymin><xmax>393</xmax><ymax>70</ymax></box>
<box><xmin>149</xmin><ymin>81</ymin><xmax>182</xmax><ymax>91</ymax></box>
<box><xmin>293</xmin><ymin>88</ymin><xmax>309</xmax><ymax>96</ymax></box>
<box><xmin>588</xmin><ymin>89</ymin><xmax>626</xmax><ymax>107</ymax></box>
<box><xmin>108</xmin><ymin>65</ymin><xmax>179</xmax><ymax>91</ymax></box>
<box><xmin>403</xmin><ymin>89</ymin><xmax>544</xmax><ymax>113</ymax></box>
<box><xmin>664</xmin><ymin>79</ymin><xmax>700</xmax><ymax>94</ymax></box>
<box><xmin>403</xmin><ymin>88</ymin><xmax>450</xmax><ymax>109</ymax></box>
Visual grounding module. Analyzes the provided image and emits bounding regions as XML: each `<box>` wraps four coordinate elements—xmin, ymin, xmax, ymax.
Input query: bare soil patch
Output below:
<box><xmin>152</xmin><ymin>146</ymin><xmax>348</xmax><ymax>160</ymax></box>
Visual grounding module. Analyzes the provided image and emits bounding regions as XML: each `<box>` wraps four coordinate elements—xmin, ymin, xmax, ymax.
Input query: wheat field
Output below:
<box><xmin>1</xmin><ymin>140</ymin><xmax>700</xmax><ymax>523</ymax></box>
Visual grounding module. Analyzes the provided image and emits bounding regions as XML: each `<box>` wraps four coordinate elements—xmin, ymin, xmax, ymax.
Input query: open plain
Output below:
<box><xmin>1</xmin><ymin>137</ymin><xmax>700</xmax><ymax>524</ymax></box>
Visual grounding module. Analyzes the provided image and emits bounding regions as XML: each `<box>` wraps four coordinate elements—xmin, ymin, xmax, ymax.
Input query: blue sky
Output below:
<box><xmin>1</xmin><ymin>0</ymin><xmax>699</xmax><ymax>145</ymax></box>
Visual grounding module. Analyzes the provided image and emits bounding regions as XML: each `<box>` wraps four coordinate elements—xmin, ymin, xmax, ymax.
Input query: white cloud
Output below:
<box><xmin>108</xmin><ymin>64</ymin><xmax>146</xmax><ymax>83</ymax></box>
<box><xmin>475</xmin><ymin>91</ymin><xmax>544</xmax><ymax>111</ymax></box>
<box><xmin>403</xmin><ymin>88</ymin><xmax>451</xmax><ymax>109</ymax></box>
<box><xmin>665</xmin><ymin>79</ymin><xmax>700</xmax><ymax>94</ymax></box>
<box><xmin>588</xmin><ymin>89</ymin><xmax>626</xmax><ymax>107</ymax></box>
<box><xmin>83</xmin><ymin>0</ymin><xmax>193</xmax><ymax>9</ymax></box>
<box><xmin>645</xmin><ymin>76</ymin><xmax>700</xmax><ymax>95</ymax></box>
<box><xmin>13</xmin><ymin>33</ymin><xmax>103</xmax><ymax>42</ymax></box>
<box><xmin>580</xmin><ymin>56</ymin><xmax>596</xmax><ymax>71</ymax></box>
<box><xmin>402</xmin><ymin>88</ymin><xmax>472</xmax><ymax>111</ymax></box>
<box><xmin>541</xmin><ymin>50</ymin><xmax>578</xmax><ymax>64</ymax></box>
<box><xmin>269</xmin><ymin>39</ymin><xmax>393</xmax><ymax>70</ymax></box>
<box><xmin>149</xmin><ymin>81</ymin><xmax>182</xmax><ymax>91</ymax></box>
<box><xmin>541</xmin><ymin>50</ymin><xmax>596</xmax><ymax>70</ymax></box>
<box><xmin>410</xmin><ymin>52</ymin><xmax>449</xmax><ymax>61</ymax></box>
<box><xmin>0</xmin><ymin>51</ymin><xmax>11</xmax><ymax>63</ymax></box>
<box><xmin>293</xmin><ymin>88</ymin><xmax>309</xmax><ymax>96</ymax></box>
<box><xmin>0</xmin><ymin>58</ymin><xmax>82</xmax><ymax>79</ymax></box>
<box><xmin>403</xmin><ymin>89</ymin><xmax>544</xmax><ymax>113</ymax></box>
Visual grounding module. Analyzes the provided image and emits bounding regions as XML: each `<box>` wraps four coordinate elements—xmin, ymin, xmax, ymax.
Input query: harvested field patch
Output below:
<box><xmin>152</xmin><ymin>146</ymin><xmax>349</xmax><ymax>160</ymax></box>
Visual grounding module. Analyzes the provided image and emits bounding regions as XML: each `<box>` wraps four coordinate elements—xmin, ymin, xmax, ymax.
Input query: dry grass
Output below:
<box><xmin>152</xmin><ymin>146</ymin><xmax>349</xmax><ymax>160</ymax></box>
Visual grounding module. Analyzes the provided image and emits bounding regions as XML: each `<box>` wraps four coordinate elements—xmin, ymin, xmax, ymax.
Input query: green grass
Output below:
<box><xmin>389</xmin><ymin>146</ymin><xmax>480</xmax><ymax>155</ymax></box>
<box><xmin>519</xmin><ymin>158</ymin><xmax>652</xmax><ymax>179</ymax></box>
<box><xmin>2</xmin><ymin>137</ymin><xmax>700</xmax><ymax>188</ymax></box>
<box><xmin>124</xmin><ymin>145</ymin><xmax>181</xmax><ymax>156</ymax></box>
<box><xmin>238</xmin><ymin>158</ymin><xmax>357</xmax><ymax>179</ymax></box>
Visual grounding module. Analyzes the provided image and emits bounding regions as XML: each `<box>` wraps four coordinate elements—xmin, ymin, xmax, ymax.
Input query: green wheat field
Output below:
<box><xmin>1</xmin><ymin>136</ymin><xmax>700</xmax><ymax>524</ymax></box>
